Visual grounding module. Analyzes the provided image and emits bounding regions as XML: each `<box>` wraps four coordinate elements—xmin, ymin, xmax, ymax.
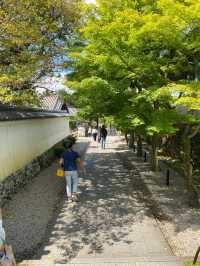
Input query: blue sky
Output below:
<box><xmin>37</xmin><ymin>0</ymin><xmax>96</xmax><ymax>92</ymax></box>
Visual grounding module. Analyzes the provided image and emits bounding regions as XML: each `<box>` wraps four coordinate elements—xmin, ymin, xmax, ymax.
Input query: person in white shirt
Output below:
<box><xmin>88</xmin><ymin>127</ymin><xmax>92</xmax><ymax>137</ymax></box>
<box><xmin>92</xmin><ymin>127</ymin><xmax>98</xmax><ymax>141</ymax></box>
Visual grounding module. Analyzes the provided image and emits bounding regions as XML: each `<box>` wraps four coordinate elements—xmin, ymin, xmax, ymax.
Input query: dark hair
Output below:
<box><xmin>68</xmin><ymin>142</ymin><xmax>73</xmax><ymax>149</ymax></box>
<box><xmin>102</xmin><ymin>125</ymin><xmax>105</xmax><ymax>128</ymax></box>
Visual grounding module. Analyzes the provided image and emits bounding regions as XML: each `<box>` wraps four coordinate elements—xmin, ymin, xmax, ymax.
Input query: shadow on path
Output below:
<box><xmin>34</xmin><ymin>139</ymin><xmax>172</xmax><ymax>263</ymax></box>
<box><xmin>3</xmin><ymin>140</ymin><xmax>89</xmax><ymax>261</ymax></box>
<box><xmin>116</xmin><ymin>143</ymin><xmax>200</xmax><ymax>258</ymax></box>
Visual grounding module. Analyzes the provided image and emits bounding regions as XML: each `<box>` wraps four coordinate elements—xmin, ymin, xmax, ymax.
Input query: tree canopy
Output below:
<box><xmin>0</xmin><ymin>0</ymin><xmax>81</xmax><ymax>105</ymax></box>
<box><xmin>66</xmin><ymin>0</ymin><xmax>200</xmax><ymax>196</ymax></box>
<box><xmin>68</xmin><ymin>0</ymin><xmax>200</xmax><ymax>128</ymax></box>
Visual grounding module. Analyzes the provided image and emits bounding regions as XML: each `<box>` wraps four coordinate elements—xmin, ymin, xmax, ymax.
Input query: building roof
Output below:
<box><xmin>40</xmin><ymin>95</ymin><xmax>77</xmax><ymax>116</ymax></box>
<box><xmin>0</xmin><ymin>104</ymin><xmax>69</xmax><ymax>121</ymax></box>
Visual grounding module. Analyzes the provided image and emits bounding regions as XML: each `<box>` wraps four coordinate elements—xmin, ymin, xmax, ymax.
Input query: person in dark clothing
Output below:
<box><xmin>100</xmin><ymin>125</ymin><xmax>108</xmax><ymax>149</ymax></box>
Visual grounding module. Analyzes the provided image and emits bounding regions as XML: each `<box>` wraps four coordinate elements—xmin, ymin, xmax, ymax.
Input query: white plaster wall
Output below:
<box><xmin>0</xmin><ymin>117</ymin><xmax>70</xmax><ymax>180</ymax></box>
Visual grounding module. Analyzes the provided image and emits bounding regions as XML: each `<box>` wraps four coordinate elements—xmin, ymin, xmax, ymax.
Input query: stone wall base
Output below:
<box><xmin>0</xmin><ymin>137</ymin><xmax>68</xmax><ymax>207</ymax></box>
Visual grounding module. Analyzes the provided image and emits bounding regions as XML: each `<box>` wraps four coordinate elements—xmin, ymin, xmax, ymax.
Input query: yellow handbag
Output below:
<box><xmin>56</xmin><ymin>169</ymin><xmax>65</xmax><ymax>177</ymax></box>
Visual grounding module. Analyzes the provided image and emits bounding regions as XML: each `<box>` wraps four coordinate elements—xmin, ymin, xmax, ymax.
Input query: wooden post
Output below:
<box><xmin>144</xmin><ymin>151</ymin><xmax>147</xmax><ymax>162</ymax></box>
<box><xmin>166</xmin><ymin>169</ymin><xmax>170</xmax><ymax>186</ymax></box>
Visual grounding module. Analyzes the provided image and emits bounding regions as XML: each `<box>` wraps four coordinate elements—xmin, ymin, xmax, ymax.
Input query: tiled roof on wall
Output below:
<box><xmin>40</xmin><ymin>95</ymin><xmax>77</xmax><ymax>115</ymax></box>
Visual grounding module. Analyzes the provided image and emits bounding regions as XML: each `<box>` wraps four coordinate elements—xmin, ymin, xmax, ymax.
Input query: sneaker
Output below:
<box><xmin>72</xmin><ymin>194</ymin><xmax>79</xmax><ymax>202</ymax></box>
<box><xmin>67</xmin><ymin>197</ymin><xmax>73</xmax><ymax>203</ymax></box>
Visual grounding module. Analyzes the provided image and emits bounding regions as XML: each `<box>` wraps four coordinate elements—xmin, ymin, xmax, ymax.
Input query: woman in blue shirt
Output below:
<box><xmin>60</xmin><ymin>143</ymin><xmax>83</xmax><ymax>202</ymax></box>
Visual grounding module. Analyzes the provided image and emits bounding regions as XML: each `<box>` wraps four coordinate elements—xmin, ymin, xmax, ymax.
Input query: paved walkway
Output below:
<box><xmin>27</xmin><ymin>137</ymin><xmax>182</xmax><ymax>266</ymax></box>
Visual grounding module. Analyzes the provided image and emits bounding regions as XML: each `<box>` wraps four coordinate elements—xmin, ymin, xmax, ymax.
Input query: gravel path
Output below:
<box><xmin>31</xmin><ymin>137</ymin><xmax>181</xmax><ymax>265</ymax></box>
<box><xmin>3</xmin><ymin>138</ymin><xmax>89</xmax><ymax>260</ymax></box>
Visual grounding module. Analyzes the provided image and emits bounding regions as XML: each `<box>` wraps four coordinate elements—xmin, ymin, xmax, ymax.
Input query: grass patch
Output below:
<box><xmin>185</xmin><ymin>262</ymin><xmax>200</xmax><ymax>266</ymax></box>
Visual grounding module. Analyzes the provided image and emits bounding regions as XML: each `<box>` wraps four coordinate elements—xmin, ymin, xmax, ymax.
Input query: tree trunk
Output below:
<box><xmin>183</xmin><ymin>137</ymin><xmax>193</xmax><ymax>191</ymax></box>
<box><xmin>125</xmin><ymin>132</ymin><xmax>129</xmax><ymax>145</ymax></box>
<box><xmin>96</xmin><ymin>116</ymin><xmax>99</xmax><ymax>128</ymax></box>
<box><xmin>137</xmin><ymin>135</ymin><xmax>143</xmax><ymax>157</ymax></box>
<box><xmin>183</xmin><ymin>136</ymin><xmax>199</xmax><ymax>207</ymax></box>
<box><xmin>129</xmin><ymin>132</ymin><xmax>135</xmax><ymax>149</ymax></box>
<box><xmin>151</xmin><ymin>135</ymin><xmax>158</xmax><ymax>172</ymax></box>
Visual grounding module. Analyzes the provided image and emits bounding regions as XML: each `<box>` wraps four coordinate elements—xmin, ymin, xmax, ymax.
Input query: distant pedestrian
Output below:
<box><xmin>88</xmin><ymin>127</ymin><xmax>92</xmax><ymax>137</ymax></box>
<box><xmin>92</xmin><ymin>127</ymin><xmax>98</xmax><ymax>141</ymax></box>
<box><xmin>60</xmin><ymin>143</ymin><xmax>84</xmax><ymax>202</ymax></box>
<box><xmin>97</xmin><ymin>126</ymin><xmax>101</xmax><ymax>142</ymax></box>
<box><xmin>100</xmin><ymin>125</ymin><xmax>108</xmax><ymax>149</ymax></box>
<box><xmin>85</xmin><ymin>125</ymin><xmax>89</xmax><ymax>137</ymax></box>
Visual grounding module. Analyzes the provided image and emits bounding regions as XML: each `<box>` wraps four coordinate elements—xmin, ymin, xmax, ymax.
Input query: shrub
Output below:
<box><xmin>67</xmin><ymin>135</ymin><xmax>77</xmax><ymax>144</ymax></box>
<box><xmin>69</xmin><ymin>120</ymin><xmax>77</xmax><ymax>130</ymax></box>
<box><xmin>63</xmin><ymin>135</ymin><xmax>77</xmax><ymax>148</ymax></box>
<box><xmin>63</xmin><ymin>139</ymin><xmax>71</xmax><ymax>149</ymax></box>
<box><xmin>54</xmin><ymin>147</ymin><xmax>65</xmax><ymax>158</ymax></box>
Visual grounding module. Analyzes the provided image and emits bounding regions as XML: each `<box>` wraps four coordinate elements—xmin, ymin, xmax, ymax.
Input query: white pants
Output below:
<box><xmin>65</xmin><ymin>171</ymin><xmax>78</xmax><ymax>197</ymax></box>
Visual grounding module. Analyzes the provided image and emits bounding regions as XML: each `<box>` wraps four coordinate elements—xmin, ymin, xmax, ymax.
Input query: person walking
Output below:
<box><xmin>97</xmin><ymin>126</ymin><xmax>101</xmax><ymax>143</ymax></box>
<box><xmin>60</xmin><ymin>143</ymin><xmax>83</xmax><ymax>202</ymax></box>
<box><xmin>88</xmin><ymin>126</ymin><xmax>92</xmax><ymax>137</ymax></box>
<box><xmin>100</xmin><ymin>125</ymin><xmax>108</xmax><ymax>149</ymax></box>
<box><xmin>92</xmin><ymin>127</ymin><xmax>98</xmax><ymax>141</ymax></box>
